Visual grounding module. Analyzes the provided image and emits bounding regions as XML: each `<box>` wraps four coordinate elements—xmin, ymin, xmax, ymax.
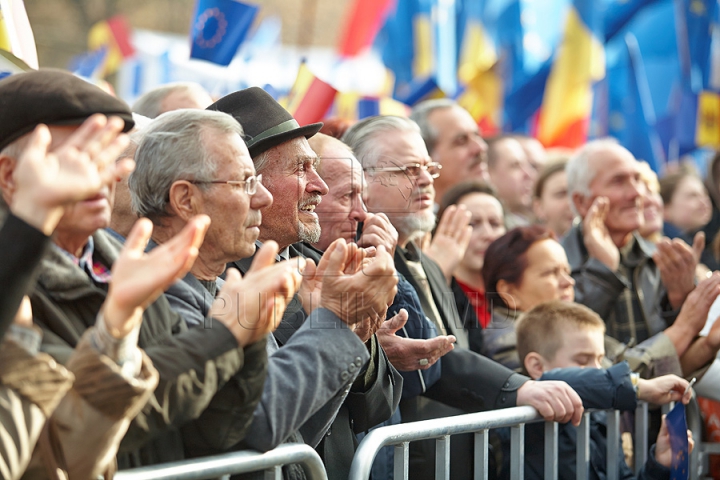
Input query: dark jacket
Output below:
<box><xmin>29</xmin><ymin>229</ymin><xmax>268</xmax><ymax>468</ymax></box>
<box><xmin>517</xmin><ymin>363</ymin><xmax>670</xmax><ymax>480</ymax></box>
<box><xmin>228</xmin><ymin>242</ymin><xmax>402</xmax><ymax>480</ymax></box>
<box><xmin>0</xmin><ymin>214</ymin><xmax>50</xmax><ymax>340</ymax></box>
<box><xmin>483</xmin><ymin>306</ymin><xmax>683</xmax><ymax>379</ymax></box>
<box><xmin>561</xmin><ymin>225</ymin><xmax>678</xmax><ymax>345</ymax></box>
<box><xmin>394</xmin><ymin>242</ymin><xmax>530</xmax><ymax>480</ymax></box>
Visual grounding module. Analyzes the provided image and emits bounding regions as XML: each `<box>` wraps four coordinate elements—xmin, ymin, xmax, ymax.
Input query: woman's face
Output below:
<box><xmin>501</xmin><ymin>239</ymin><xmax>575</xmax><ymax>311</ymax></box>
<box><xmin>665</xmin><ymin>176</ymin><xmax>712</xmax><ymax>233</ymax></box>
<box><xmin>458</xmin><ymin>192</ymin><xmax>506</xmax><ymax>273</ymax></box>
<box><xmin>533</xmin><ymin>170</ymin><xmax>574</xmax><ymax>238</ymax></box>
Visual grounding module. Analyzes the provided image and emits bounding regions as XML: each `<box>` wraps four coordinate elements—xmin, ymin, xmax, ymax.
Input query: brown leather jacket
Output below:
<box><xmin>0</xmin><ymin>328</ymin><xmax>158</xmax><ymax>479</ymax></box>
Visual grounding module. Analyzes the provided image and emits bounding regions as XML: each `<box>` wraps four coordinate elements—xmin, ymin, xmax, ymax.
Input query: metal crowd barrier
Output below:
<box><xmin>348</xmin><ymin>402</ymin><xmax>651</xmax><ymax>480</ymax></box>
<box><xmin>114</xmin><ymin>402</ymin><xmax>655</xmax><ymax>480</ymax></box>
<box><xmin>115</xmin><ymin>443</ymin><xmax>328</xmax><ymax>480</ymax></box>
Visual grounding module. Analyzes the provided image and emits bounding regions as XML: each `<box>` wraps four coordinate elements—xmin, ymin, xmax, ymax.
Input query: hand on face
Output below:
<box><xmin>582</xmin><ymin>196</ymin><xmax>620</xmax><ymax>271</ymax></box>
<box><xmin>653</xmin><ymin>232</ymin><xmax>705</xmax><ymax>310</ymax></box>
<box><xmin>10</xmin><ymin>115</ymin><xmax>132</xmax><ymax>235</ymax></box>
<box><xmin>104</xmin><ymin>215</ymin><xmax>210</xmax><ymax>339</ymax></box>
<box><xmin>356</xmin><ymin>212</ymin><xmax>398</xmax><ymax>256</ymax></box>
<box><xmin>210</xmin><ymin>241</ymin><xmax>305</xmax><ymax>347</ymax></box>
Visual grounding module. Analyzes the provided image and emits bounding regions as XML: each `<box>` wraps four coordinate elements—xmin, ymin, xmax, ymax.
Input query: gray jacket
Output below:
<box><xmin>162</xmin><ymin>269</ymin><xmax>371</xmax><ymax>458</ymax></box>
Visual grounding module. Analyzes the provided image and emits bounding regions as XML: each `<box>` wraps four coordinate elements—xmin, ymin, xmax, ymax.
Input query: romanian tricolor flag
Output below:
<box><xmin>88</xmin><ymin>15</ymin><xmax>135</xmax><ymax>76</ymax></box>
<box><xmin>285</xmin><ymin>63</ymin><xmax>338</xmax><ymax>125</ymax></box>
<box><xmin>537</xmin><ymin>0</ymin><xmax>605</xmax><ymax>148</ymax></box>
<box><xmin>337</xmin><ymin>0</ymin><xmax>395</xmax><ymax>57</ymax></box>
<box><xmin>0</xmin><ymin>0</ymin><xmax>37</xmax><ymax>74</ymax></box>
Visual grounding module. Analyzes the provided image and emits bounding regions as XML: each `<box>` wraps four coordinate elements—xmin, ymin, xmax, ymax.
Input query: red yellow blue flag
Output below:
<box><xmin>0</xmin><ymin>0</ymin><xmax>37</xmax><ymax>76</ymax></box>
<box><xmin>285</xmin><ymin>63</ymin><xmax>338</xmax><ymax>125</ymax></box>
<box><xmin>536</xmin><ymin>0</ymin><xmax>605</xmax><ymax>148</ymax></box>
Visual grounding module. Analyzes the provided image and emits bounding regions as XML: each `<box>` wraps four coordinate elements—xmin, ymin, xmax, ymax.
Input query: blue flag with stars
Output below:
<box><xmin>666</xmin><ymin>402</ymin><xmax>689</xmax><ymax>480</ymax></box>
<box><xmin>190</xmin><ymin>0</ymin><xmax>259</xmax><ymax>66</ymax></box>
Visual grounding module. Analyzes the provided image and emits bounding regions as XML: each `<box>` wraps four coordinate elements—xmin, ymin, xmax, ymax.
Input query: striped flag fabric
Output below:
<box><xmin>285</xmin><ymin>62</ymin><xmax>338</xmax><ymax>125</ymax></box>
<box><xmin>537</xmin><ymin>0</ymin><xmax>605</xmax><ymax>148</ymax></box>
<box><xmin>88</xmin><ymin>15</ymin><xmax>135</xmax><ymax>75</ymax></box>
<box><xmin>337</xmin><ymin>0</ymin><xmax>395</xmax><ymax>56</ymax></box>
<box><xmin>0</xmin><ymin>0</ymin><xmax>37</xmax><ymax>75</ymax></box>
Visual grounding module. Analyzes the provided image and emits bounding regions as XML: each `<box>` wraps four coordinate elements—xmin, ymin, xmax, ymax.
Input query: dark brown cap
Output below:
<box><xmin>0</xmin><ymin>68</ymin><xmax>134</xmax><ymax>151</ymax></box>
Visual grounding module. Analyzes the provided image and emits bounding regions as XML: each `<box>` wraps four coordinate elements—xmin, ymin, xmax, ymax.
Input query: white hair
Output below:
<box><xmin>341</xmin><ymin>115</ymin><xmax>420</xmax><ymax>169</ymax></box>
<box><xmin>566</xmin><ymin>138</ymin><xmax>621</xmax><ymax>215</ymax></box>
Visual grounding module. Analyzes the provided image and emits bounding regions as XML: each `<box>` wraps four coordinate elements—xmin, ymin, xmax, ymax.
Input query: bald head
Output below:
<box><xmin>308</xmin><ymin>133</ymin><xmax>367</xmax><ymax>251</ymax></box>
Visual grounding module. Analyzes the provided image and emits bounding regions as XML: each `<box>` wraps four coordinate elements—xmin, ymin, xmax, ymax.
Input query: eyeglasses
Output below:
<box><xmin>364</xmin><ymin>162</ymin><xmax>442</xmax><ymax>179</ymax></box>
<box><xmin>190</xmin><ymin>174</ymin><xmax>263</xmax><ymax>195</ymax></box>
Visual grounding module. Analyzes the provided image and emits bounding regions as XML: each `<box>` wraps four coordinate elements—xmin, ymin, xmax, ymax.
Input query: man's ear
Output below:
<box><xmin>523</xmin><ymin>352</ymin><xmax>546</xmax><ymax>380</ymax></box>
<box><xmin>0</xmin><ymin>154</ymin><xmax>17</xmax><ymax>205</ymax></box>
<box><xmin>167</xmin><ymin>181</ymin><xmax>199</xmax><ymax>222</ymax></box>
<box><xmin>572</xmin><ymin>192</ymin><xmax>592</xmax><ymax>218</ymax></box>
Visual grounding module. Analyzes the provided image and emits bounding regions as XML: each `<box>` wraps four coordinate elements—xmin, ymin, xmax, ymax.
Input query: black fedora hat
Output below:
<box><xmin>207</xmin><ymin>86</ymin><xmax>322</xmax><ymax>158</ymax></box>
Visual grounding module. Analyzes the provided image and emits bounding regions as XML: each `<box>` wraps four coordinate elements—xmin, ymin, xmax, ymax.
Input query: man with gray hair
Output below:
<box><xmin>343</xmin><ymin>114</ymin><xmax>584</xmax><ymax>480</ymax></box>
<box><xmin>563</xmin><ymin>139</ymin><xmax>706</xmax><ymax>347</ymax></box>
<box><xmin>410</xmin><ymin>99</ymin><xmax>488</xmax><ymax>203</ymax></box>
<box><xmin>132</xmin><ymin>82</ymin><xmax>213</xmax><ymax>118</ymax></box>
<box><xmin>128</xmin><ymin>108</ymin><xmax>397</xmax><ymax>479</ymax></box>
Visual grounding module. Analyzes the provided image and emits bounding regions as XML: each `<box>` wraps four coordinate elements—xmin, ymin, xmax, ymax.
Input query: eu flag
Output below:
<box><xmin>190</xmin><ymin>0</ymin><xmax>259</xmax><ymax>66</ymax></box>
<box><xmin>666</xmin><ymin>402</ymin><xmax>689</xmax><ymax>480</ymax></box>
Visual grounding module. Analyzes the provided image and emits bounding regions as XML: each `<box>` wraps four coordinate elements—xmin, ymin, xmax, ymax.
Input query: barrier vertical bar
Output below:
<box><xmin>510</xmin><ymin>424</ymin><xmax>525</xmax><ymax>480</ymax></box>
<box><xmin>606</xmin><ymin>409</ymin><xmax>620</xmax><ymax>480</ymax></box>
<box><xmin>544</xmin><ymin>421</ymin><xmax>558</xmax><ymax>480</ymax></box>
<box><xmin>634</xmin><ymin>402</ymin><xmax>648</xmax><ymax>473</ymax></box>
<box><xmin>576</xmin><ymin>412</ymin><xmax>590</xmax><ymax>480</ymax></box>
<box><xmin>263</xmin><ymin>466</ymin><xmax>281</xmax><ymax>480</ymax></box>
<box><xmin>474</xmin><ymin>430</ymin><xmax>489</xmax><ymax>480</ymax></box>
<box><xmin>394</xmin><ymin>442</ymin><xmax>409</xmax><ymax>480</ymax></box>
<box><xmin>436</xmin><ymin>435</ymin><xmax>451</xmax><ymax>480</ymax></box>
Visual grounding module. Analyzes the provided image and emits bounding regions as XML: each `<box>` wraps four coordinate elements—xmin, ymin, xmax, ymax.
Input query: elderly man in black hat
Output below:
<box><xmin>208</xmin><ymin>87</ymin><xmax>401</xmax><ymax>480</ymax></box>
<box><xmin>0</xmin><ymin>69</ymin><xmax>301</xmax><ymax>468</ymax></box>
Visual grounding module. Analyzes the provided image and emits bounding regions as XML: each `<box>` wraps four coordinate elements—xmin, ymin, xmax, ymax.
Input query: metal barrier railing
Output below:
<box><xmin>348</xmin><ymin>402</ymin><xmax>650</xmax><ymax>480</ymax></box>
<box><xmin>115</xmin><ymin>443</ymin><xmax>328</xmax><ymax>480</ymax></box>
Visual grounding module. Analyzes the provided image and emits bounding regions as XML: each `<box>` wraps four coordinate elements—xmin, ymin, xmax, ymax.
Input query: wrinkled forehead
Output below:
<box><xmin>374</xmin><ymin>129</ymin><xmax>430</xmax><ymax>164</ymax></box>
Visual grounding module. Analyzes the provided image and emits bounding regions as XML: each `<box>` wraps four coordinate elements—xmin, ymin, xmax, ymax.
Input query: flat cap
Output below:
<box><xmin>207</xmin><ymin>86</ymin><xmax>322</xmax><ymax>158</ymax></box>
<box><xmin>0</xmin><ymin>68</ymin><xmax>134</xmax><ymax>151</ymax></box>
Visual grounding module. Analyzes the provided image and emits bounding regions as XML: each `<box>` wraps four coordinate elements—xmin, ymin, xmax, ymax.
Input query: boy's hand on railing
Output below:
<box><xmin>654</xmin><ymin>415</ymin><xmax>694</xmax><ymax>468</ymax></box>
<box><xmin>516</xmin><ymin>380</ymin><xmax>584</xmax><ymax>426</ymax></box>
<box><xmin>637</xmin><ymin>375</ymin><xmax>691</xmax><ymax>405</ymax></box>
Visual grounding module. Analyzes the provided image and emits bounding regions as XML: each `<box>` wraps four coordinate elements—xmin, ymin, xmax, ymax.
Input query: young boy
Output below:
<box><xmin>513</xmin><ymin>300</ymin><xmax>693</xmax><ymax>480</ymax></box>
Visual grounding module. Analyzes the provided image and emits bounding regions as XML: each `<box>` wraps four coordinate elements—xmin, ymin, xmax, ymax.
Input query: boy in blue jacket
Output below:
<box><xmin>513</xmin><ymin>300</ymin><xmax>693</xmax><ymax>480</ymax></box>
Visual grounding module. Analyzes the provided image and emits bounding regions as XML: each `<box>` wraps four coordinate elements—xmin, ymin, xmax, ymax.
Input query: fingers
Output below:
<box><xmin>123</xmin><ymin>218</ymin><xmax>154</xmax><ymax>254</ymax></box>
<box><xmin>22</xmin><ymin>124</ymin><xmax>52</xmax><ymax>161</ymax></box>
<box><xmin>381</xmin><ymin>309</ymin><xmax>409</xmax><ymax>334</ymax></box>
<box><xmin>12</xmin><ymin>296</ymin><xmax>33</xmax><ymax>328</ymax></box>
<box><xmin>693</xmin><ymin>231</ymin><xmax>706</xmax><ymax>260</ymax></box>
<box><xmin>318</xmin><ymin>238</ymin><xmax>347</xmax><ymax>277</ymax></box>
<box><xmin>250</xmin><ymin>240</ymin><xmax>280</xmax><ymax>272</ymax></box>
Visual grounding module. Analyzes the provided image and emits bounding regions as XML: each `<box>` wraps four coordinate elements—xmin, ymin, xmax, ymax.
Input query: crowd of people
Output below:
<box><xmin>1</xmin><ymin>68</ymin><xmax>718</xmax><ymax>480</ymax></box>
